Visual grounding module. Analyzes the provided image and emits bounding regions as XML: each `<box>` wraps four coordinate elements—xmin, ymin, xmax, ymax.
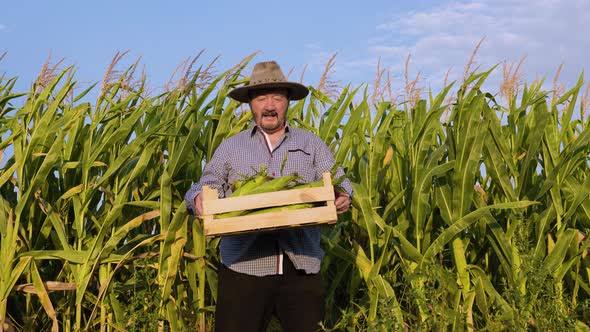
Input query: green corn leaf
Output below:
<box><xmin>422</xmin><ymin>201</ymin><xmax>537</xmax><ymax>263</ymax></box>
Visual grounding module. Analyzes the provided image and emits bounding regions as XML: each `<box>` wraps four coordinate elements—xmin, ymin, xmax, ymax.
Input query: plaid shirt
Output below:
<box><xmin>185</xmin><ymin>124</ymin><xmax>353</xmax><ymax>276</ymax></box>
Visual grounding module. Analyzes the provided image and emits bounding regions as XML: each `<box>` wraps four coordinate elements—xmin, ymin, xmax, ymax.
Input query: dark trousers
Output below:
<box><xmin>214</xmin><ymin>256</ymin><xmax>325</xmax><ymax>332</ymax></box>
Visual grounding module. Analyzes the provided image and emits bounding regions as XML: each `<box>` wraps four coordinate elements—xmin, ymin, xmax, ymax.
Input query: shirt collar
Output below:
<box><xmin>249</xmin><ymin>123</ymin><xmax>291</xmax><ymax>136</ymax></box>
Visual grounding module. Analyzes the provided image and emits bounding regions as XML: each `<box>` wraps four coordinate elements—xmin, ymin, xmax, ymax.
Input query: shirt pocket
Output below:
<box><xmin>281</xmin><ymin>148</ymin><xmax>316</xmax><ymax>182</ymax></box>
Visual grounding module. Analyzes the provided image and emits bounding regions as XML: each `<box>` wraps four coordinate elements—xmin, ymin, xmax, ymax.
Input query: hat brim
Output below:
<box><xmin>228</xmin><ymin>82</ymin><xmax>309</xmax><ymax>103</ymax></box>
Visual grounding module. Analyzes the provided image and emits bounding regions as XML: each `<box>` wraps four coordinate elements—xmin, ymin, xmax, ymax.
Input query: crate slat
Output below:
<box><xmin>203</xmin><ymin>185</ymin><xmax>334</xmax><ymax>215</ymax></box>
<box><xmin>204</xmin><ymin>205</ymin><xmax>337</xmax><ymax>236</ymax></box>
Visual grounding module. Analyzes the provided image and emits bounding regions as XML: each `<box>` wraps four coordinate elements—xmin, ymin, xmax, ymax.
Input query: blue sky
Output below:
<box><xmin>1</xmin><ymin>0</ymin><xmax>589</xmax><ymax>97</ymax></box>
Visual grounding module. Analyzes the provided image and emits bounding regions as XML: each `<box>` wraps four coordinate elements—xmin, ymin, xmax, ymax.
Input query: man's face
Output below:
<box><xmin>249</xmin><ymin>88</ymin><xmax>289</xmax><ymax>134</ymax></box>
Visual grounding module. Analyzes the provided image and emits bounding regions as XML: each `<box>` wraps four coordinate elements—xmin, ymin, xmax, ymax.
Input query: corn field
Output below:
<box><xmin>1</xmin><ymin>52</ymin><xmax>589</xmax><ymax>331</ymax></box>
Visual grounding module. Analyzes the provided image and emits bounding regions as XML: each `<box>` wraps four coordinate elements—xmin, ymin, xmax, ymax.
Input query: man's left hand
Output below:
<box><xmin>335</xmin><ymin>193</ymin><xmax>351</xmax><ymax>214</ymax></box>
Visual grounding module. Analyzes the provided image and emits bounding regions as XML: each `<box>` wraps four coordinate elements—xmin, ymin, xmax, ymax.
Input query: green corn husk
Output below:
<box><xmin>290</xmin><ymin>180</ymin><xmax>324</xmax><ymax>190</ymax></box>
<box><xmin>247</xmin><ymin>174</ymin><xmax>301</xmax><ymax>195</ymax></box>
<box><xmin>246</xmin><ymin>202</ymin><xmax>315</xmax><ymax>215</ymax></box>
<box><xmin>231</xmin><ymin>174</ymin><xmax>270</xmax><ymax>196</ymax></box>
<box><xmin>215</xmin><ymin>174</ymin><xmax>303</xmax><ymax>219</ymax></box>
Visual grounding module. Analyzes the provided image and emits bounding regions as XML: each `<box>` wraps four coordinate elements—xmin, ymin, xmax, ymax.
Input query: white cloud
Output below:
<box><xmin>365</xmin><ymin>0</ymin><xmax>590</xmax><ymax>92</ymax></box>
<box><xmin>395</xmin><ymin>2</ymin><xmax>492</xmax><ymax>35</ymax></box>
<box><xmin>368</xmin><ymin>45</ymin><xmax>407</xmax><ymax>58</ymax></box>
<box><xmin>0</xmin><ymin>24</ymin><xmax>6</xmax><ymax>31</ymax></box>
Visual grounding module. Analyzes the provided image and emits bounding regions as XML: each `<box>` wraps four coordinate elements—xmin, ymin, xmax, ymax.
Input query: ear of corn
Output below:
<box><xmin>246</xmin><ymin>202</ymin><xmax>315</xmax><ymax>215</ymax></box>
<box><xmin>290</xmin><ymin>180</ymin><xmax>325</xmax><ymax>189</ymax></box>
<box><xmin>230</xmin><ymin>173</ymin><xmax>270</xmax><ymax>196</ymax></box>
<box><xmin>231</xmin><ymin>179</ymin><xmax>245</xmax><ymax>190</ymax></box>
<box><xmin>215</xmin><ymin>174</ymin><xmax>303</xmax><ymax>219</ymax></box>
<box><xmin>229</xmin><ymin>164</ymin><xmax>269</xmax><ymax>195</ymax></box>
<box><xmin>247</xmin><ymin>174</ymin><xmax>300</xmax><ymax>195</ymax></box>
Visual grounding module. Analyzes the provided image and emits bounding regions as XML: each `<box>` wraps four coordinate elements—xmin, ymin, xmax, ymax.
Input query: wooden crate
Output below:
<box><xmin>202</xmin><ymin>173</ymin><xmax>337</xmax><ymax>237</ymax></box>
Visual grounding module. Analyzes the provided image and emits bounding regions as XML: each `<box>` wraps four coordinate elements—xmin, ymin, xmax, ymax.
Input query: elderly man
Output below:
<box><xmin>185</xmin><ymin>61</ymin><xmax>353</xmax><ymax>332</ymax></box>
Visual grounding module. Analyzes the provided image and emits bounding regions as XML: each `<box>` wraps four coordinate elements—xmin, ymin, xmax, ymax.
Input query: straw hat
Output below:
<box><xmin>228</xmin><ymin>61</ymin><xmax>309</xmax><ymax>103</ymax></box>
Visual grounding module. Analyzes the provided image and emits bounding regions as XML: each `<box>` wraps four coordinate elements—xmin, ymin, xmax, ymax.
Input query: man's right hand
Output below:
<box><xmin>194</xmin><ymin>193</ymin><xmax>203</xmax><ymax>216</ymax></box>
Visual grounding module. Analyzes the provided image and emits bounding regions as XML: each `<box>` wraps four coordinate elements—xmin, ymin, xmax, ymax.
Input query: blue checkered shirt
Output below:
<box><xmin>185</xmin><ymin>124</ymin><xmax>353</xmax><ymax>276</ymax></box>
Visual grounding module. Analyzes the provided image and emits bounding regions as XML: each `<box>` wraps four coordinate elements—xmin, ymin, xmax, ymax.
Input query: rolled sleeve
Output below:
<box><xmin>312</xmin><ymin>135</ymin><xmax>354</xmax><ymax>198</ymax></box>
<box><xmin>184</xmin><ymin>143</ymin><xmax>230</xmax><ymax>215</ymax></box>
<box><xmin>185</xmin><ymin>184</ymin><xmax>200</xmax><ymax>215</ymax></box>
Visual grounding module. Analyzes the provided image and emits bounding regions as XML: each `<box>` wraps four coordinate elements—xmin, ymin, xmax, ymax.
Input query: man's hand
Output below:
<box><xmin>335</xmin><ymin>192</ymin><xmax>351</xmax><ymax>214</ymax></box>
<box><xmin>194</xmin><ymin>193</ymin><xmax>203</xmax><ymax>217</ymax></box>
